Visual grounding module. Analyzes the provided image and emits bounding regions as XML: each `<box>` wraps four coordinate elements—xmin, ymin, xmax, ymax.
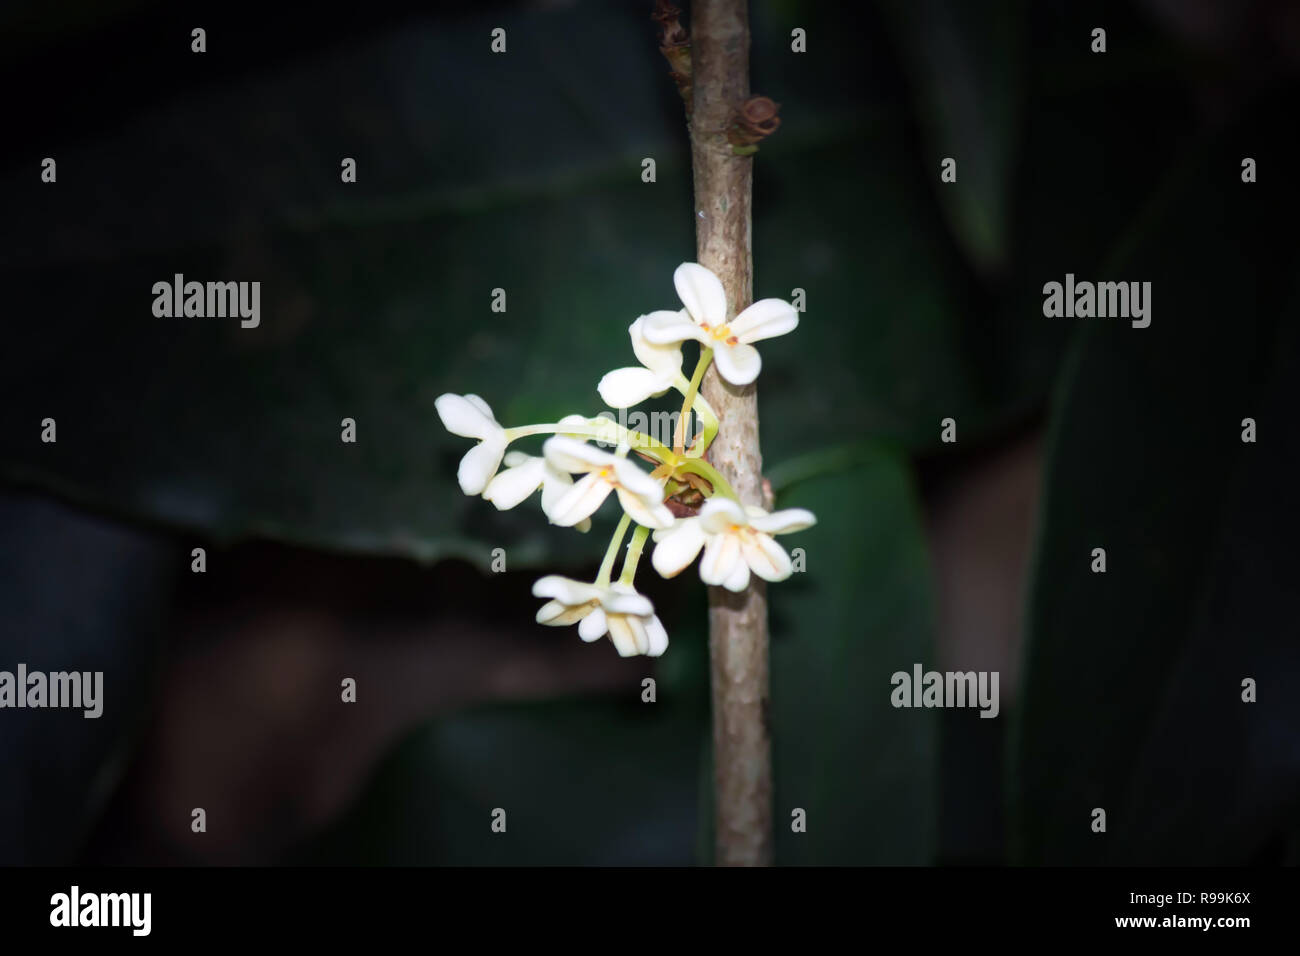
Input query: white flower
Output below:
<box><xmin>532</xmin><ymin>575</ymin><xmax>669</xmax><ymax>657</ymax></box>
<box><xmin>543</xmin><ymin>436</ymin><xmax>674</xmax><ymax>529</ymax></box>
<box><xmin>641</xmin><ymin>262</ymin><xmax>799</xmax><ymax>386</ymax></box>
<box><xmin>435</xmin><ymin>393</ymin><xmax>508</xmax><ymax>495</ymax></box>
<box><xmin>483</xmin><ymin>451</ymin><xmax>592</xmax><ymax>532</ymax></box>
<box><xmin>597</xmin><ymin>315</ymin><xmax>684</xmax><ymax>408</ymax></box>
<box><xmin>651</xmin><ymin>497</ymin><xmax>816</xmax><ymax>592</ymax></box>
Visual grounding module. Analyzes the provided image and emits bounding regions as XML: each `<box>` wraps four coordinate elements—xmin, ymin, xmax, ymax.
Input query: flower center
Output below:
<box><xmin>706</xmin><ymin>323</ymin><xmax>738</xmax><ymax>345</ymax></box>
<box><xmin>597</xmin><ymin>466</ymin><xmax>614</xmax><ymax>481</ymax></box>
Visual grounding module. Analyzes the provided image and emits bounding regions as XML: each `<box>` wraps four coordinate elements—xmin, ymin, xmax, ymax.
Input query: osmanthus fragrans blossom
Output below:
<box><xmin>652</xmin><ymin>497</ymin><xmax>816</xmax><ymax>593</ymax></box>
<box><xmin>641</xmin><ymin>262</ymin><xmax>799</xmax><ymax>386</ymax></box>
<box><xmin>543</xmin><ymin>437</ymin><xmax>674</xmax><ymax>530</ymax></box>
<box><xmin>598</xmin><ymin>315</ymin><xmax>684</xmax><ymax>408</ymax></box>
<box><xmin>483</xmin><ymin>415</ymin><xmax>594</xmax><ymax>531</ymax></box>
<box><xmin>435</xmin><ymin>393</ymin><xmax>507</xmax><ymax>495</ymax></box>
<box><xmin>435</xmin><ymin>261</ymin><xmax>814</xmax><ymax>658</ymax></box>
<box><xmin>485</xmin><ymin>450</ymin><xmax>592</xmax><ymax>533</ymax></box>
<box><xmin>532</xmin><ymin>576</ymin><xmax>669</xmax><ymax>658</ymax></box>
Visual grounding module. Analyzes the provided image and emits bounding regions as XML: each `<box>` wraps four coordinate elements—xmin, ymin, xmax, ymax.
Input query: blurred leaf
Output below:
<box><xmin>1</xmin><ymin>0</ymin><xmax>1076</xmax><ymax>564</ymax></box>
<box><xmin>880</xmin><ymin>0</ymin><xmax>1021</xmax><ymax>274</ymax></box>
<box><xmin>1012</xmin><ymin>95</ymin><xmax>1300</xmax><ymax>864</ymax></box>
<box><xmin>294</xmin><ymin>696</ymin><xmax>705</xmax><ymax>865</ymax></box>
<box><xmin>766</xmin><ymin>447</ymin><xmax>938</xmax><ymax>864</ymax></box>
<box><xmin>303</xmin><ymin>443</ymin><xmax>938</xmax><ymax>866</ymax></box>
<box><xmin>0</xmin><ymin>491</ymin><xmax>175</xmax><ymax>864</ymax></box>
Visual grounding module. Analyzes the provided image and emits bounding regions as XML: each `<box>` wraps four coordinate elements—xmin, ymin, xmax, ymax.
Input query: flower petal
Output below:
<box><xmin>642</xmin><ymin>309</ymin><xmax>707</xmax><ymax>346</ymax></box>
<box><xmin>548</xmin><ymin>472</ymin><xmax>613</xmax><ymax>526</ymax></box>
<box><xmin>436</xmin><ymin>393</ymin><xmax>498</xmax><ymax>440</ymax></box>
<box><xmin>722</xmin><ymin>557</ymin><xmax>751</xmax><ymax>592</ymax></box>
<box><xmin>457</xmin><ymin>436</ymin><xmax>506</xmax><ymax>495</ymax></box>
<box><xmin>674</xmin><ymin>262</ymin><xmax>728</xmax><ymax>327</ymax></box>
<box><xmin>464</xmin><ymin>394</ymin><xmax>495</xmax><ymax>420</ymax></box>
<box><xmin>630</xmin><ymin>315</ymin><xmax>686</xmax><ymax>377</ymax></box>
<box><xmin>615</xmin><ymin>487</ymin><xmax>674</xmax><ymax>530</ymax></box>
<box><xmin>712</xmin><ymin>342</ymin><xmax>762</xmax><ymax>386</ymax></box>
<box><xmin>539</xmin><ymin>463</ymin><xmax>575</xmax><ymax>517</ymax></box>
<box><xmin>543</xmin><ymin>435</ymin><xmax>612</xmax><ymax>475</ymax></box>
<box><xmin>603</xmin><ymin>584</ymin><xmax>655</xmax><ymax>617</ymax></box>
<box><xmin>699</xmin><ymin>531</ymin><xmax>743</xmax><ymax>587</ymax></box>
<box><xmin>611</xmin><ymin>456</ymin><xmax>667</xmax><ymax>503</ymax></box>
<box><xmin>598</xmin><ymin>366</ymin><xmax>668</xmax><ymax>409</ymax></box>
<box><xmin>536</xmin><ymin>599</ymin><xmax>593</xmax><ymax>626</ymax></box>
<box><xmin>651</xmin><ymin>518</ymin><xmax>707</xmax><ymax>577</ymax></box>
<box><xmin>698</xmin><ymin>497</ymin><xmax>748</xmax><ymax>535</ymax></box>
<box><xmin>483</xmin><ymin>456</ymin><xmax>546</xmax><ymax>510</ymax></box>
<box><xmin>535</xmin><ymin>599</ymin><xmax>566</xmax><ymax>625</ymax></box>
<box><xmin>741</xmin><ymin>531</ymin><xmax>793</xmax><ymax>582</ymax></box>
<box><xmin>605</xmin><ymin>614</ymin><xmax>642</xmax><ymax>657</ymax></box>
<box><xmin>632</xmin><ymin>616</ymin><xmax>656</xmax><ymax>655</ymax></box>
<box><xmin>748</xmin><ymin>507</ymin><xmax>818</xmax><ymax>535</ymax></box>
<box><xmin>532</xmin><ymin>575</ymin><xmax>602</xmax><ymax>605</ymax></box>
<box><xmin>644</xmin><ymin>615</ymin><xmax>670</xmax><ymax>657</ymax></box>
<box><xmin>730</xmin><ymin>299</ymin><xmax>799</xmax><ymax>344</ymax></box>
<box><xmin>578</xmin><ymin>606</ymin><xmax>608</xmax><ymax>642</ymax></box>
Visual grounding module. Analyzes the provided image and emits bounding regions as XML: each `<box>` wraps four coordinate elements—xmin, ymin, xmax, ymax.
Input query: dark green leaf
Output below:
<box><xmin>767</xmin><ymin>448</ymin><xmax>938</xmax><ymax>864</ymax></box>
<box><xmin>0</xmin><ymin>491</ymin><xmax>175</xmax><ymax>864</ymax></box>
<box><xmin>1012</xmin><ymin>99</ymin><xmax>1300</xmax><ymax>863</ymax></box>
<box><xmin>1</xmin><ymin>0</ymin><xmax>1069</xmax><ymax>561</ymax></box>
<box><xmin>295</xmin><ymin>696</ymin><xmax>706</xmax><ymax>866</ymax></box>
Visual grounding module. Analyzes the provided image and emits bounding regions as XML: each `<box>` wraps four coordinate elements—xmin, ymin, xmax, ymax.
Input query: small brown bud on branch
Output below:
<box><xmin>653</xmin><ymin>1</ymin><xmax>693</xmax><ymax>112</ymax></box>
<box><xmin>727</xmin><ymin>96</ymin><xmax>781</xmax><ymax>153</ymax></box>
<box><xmin>652</xmin><ymin>0</ymin><xmax>688</xmax><ymax>46</ymax></box>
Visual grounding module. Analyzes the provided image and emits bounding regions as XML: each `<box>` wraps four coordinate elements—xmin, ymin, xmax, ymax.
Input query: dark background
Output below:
<box><xmin>1</xmin><ymin>0</ymin><xmax>1298</xmax><ymax>865</ymax></box>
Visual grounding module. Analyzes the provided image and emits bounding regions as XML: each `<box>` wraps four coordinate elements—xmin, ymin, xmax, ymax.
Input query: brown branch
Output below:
<box><xmin>653</xmin><ymin>1</ymin><xmax>693</xmax><ymax>111</ymax></box>
<box><xmin>688</xmin><ymin>0</ymin><xmax>773</xmax><ymax>867</ymax></box>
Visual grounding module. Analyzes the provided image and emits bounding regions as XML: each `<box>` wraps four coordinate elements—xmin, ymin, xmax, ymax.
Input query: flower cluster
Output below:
<box><xmin>437</xmin><ymin>262</ymin><xmax>816</xmax><ymax>657</ymax></box>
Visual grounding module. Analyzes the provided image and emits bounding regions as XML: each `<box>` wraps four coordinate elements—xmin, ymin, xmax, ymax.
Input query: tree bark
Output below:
<box><xmin>689</xmin><ymin>0</ymin><xmax>773</xmax><ymax>867</ymax></box>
